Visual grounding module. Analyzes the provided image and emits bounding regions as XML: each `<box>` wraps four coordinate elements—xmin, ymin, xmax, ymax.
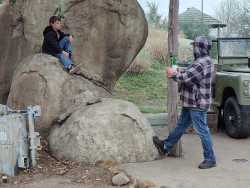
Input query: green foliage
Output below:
<box><xmin>138</xmin><ymin>107</ymin><xmax>182</xmax><ymax>113</ymax></box>
<box><xmin>145</xmin><ymin>1</ymin><xmax>168</xmax><ymax>30</ymax></box>
<box><xmin>139</xmin><ymin>107</ymin><xmax>167</xmax><ymax>113</ymax></box>
<box><xmin>123</xmin><ymin>99</ymin><xmax>140</xmax><ymax>103</ymax></box>
<box><xmin>150</xmin><ymin>61</ymin><xmax>167</xmax><ymax>70</ymax></box>
<box><xmin>0</xmin><ymin>0</ymin><xmax>27</xmax><ymax>7</ymax></box>
<box><xmin>179</xmin><ymin>17</ymin><xmax>211</xmax><ymax>40</ymax></box>
<box><xmin>54</xmin><ymin>0</ymin><xmax>70</xmax><ymax>19</ymax></box>
<box><xmin>115</xmin><ymin>69</ymin><xmax>167</xmax><ymax>102</ymax></box>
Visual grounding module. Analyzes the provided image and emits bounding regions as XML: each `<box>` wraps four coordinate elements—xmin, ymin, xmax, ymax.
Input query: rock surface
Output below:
<box><xmin>49</xmin><ymin>98</ymin><xmax>159</xmax><ymax>163</ymax></box>
<box><xmin>112</xmin><ymin>172</ymin><xmax>130</xmax><ymax>186</ymax></box>
<box><xmin>0</xmin><ymin>0</ymin><xmax>148</xmax><ymax>103</ymax></box>
<box><xmin>7</xmin><ymin>53</ymin><xmax>112</xmax><ymax>133</ymax></box>
<box><xmin>109</xmin><ymin>166</ymin><xmax>132</xmax><ymax>178</ymax></box>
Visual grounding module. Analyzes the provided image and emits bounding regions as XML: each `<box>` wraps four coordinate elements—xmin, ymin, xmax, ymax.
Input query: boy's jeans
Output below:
<box><xmin>163</xmin><ymin>107</ymin><xmax>216</xmax><ymax>162</ymax></box>
<box><xmin>57</xmin><ymin>36</ymin><xmax>72</xmax><ymax>68</ymax></box>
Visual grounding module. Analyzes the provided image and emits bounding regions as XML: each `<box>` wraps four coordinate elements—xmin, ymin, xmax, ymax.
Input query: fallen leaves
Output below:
<box><xmin>0</xmin><ymin>134</ymin><xmax>114</xmax><ymax>187</ymax></box>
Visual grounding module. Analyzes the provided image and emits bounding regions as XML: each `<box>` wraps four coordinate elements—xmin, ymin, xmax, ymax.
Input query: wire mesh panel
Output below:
<box><xmin>220</xmin><ymin>39</ymin><xmax>250</xmax><ymax>57</ymax></box>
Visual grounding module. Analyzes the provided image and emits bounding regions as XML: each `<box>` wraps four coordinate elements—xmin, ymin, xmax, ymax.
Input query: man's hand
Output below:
<box><xmin>166</xmin><ymin>67</ymin><xmax>176</xmax><ymax>76</ymax></box>
<box><xmin>62</xmin><ymin>50</ymin><xmax>69</xmax><ymax>58</ymax></box>
<box><xmin>176</xmin><ymin>66</ymin><xmax>182</xmax><ymax>73</ymax></box>
<box><xmin>68</xmin><ymin>35</ymin><xmax>74</xmax><ymax>43</ymax></box>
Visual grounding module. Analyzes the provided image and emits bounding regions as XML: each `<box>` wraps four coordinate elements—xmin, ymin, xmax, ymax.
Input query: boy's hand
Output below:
<box><xmin>176</xmin><ymin>66</ymin><xmax>182</xmax><ymax>73</ymax></box>
<box><xmin>166</xmin><ymin>67</ymin><xmax>176</xmax><ymax>76</ymax></box>
<box><xmin>68</xmin><ymin>35</ymin><xmax>74</xmax><ymax>43</ymax></box>
<box><xmin>62</xmin><ymin>51</ymin><xmax>69</xmax><ymax>58</ymax></box>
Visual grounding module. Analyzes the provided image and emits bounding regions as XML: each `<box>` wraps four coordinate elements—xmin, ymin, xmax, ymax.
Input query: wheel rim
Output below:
<box><xmin>226</xmin><ymin>102</ymin><xmax>237</xmax><ymax>131</ymax></box>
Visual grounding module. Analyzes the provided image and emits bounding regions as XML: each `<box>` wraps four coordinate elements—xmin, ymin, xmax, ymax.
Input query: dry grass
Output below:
<box><xmin>178</xmin><ymin>38</ymin><xmax>194</xmax><ymax>62</ymax></box>
<box><xmin>126</xmin><ymin>55</ymin><xmax>151</xmax><ymax>75</ymax></box>
<box><xmin>126</xmin><ymin>29</ymin><xmax>193</xmax><ymax>75</ymax></box>
<box><xmin>145</xmin><ymin>29</ymin><xmax>169</xmax><ymax>63</ymax></box>
<box><xmin>144</xmin><ymin>29</ymin><xmax>193</xmax><ymax>63</ymax></box>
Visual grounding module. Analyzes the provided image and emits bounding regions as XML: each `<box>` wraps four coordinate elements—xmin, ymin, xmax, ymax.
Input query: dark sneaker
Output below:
<box><xmin>198</xmin><ymin>160</ymin><xmax>217</xmax><ymax>169</ymax></box>
<box><xmin>66</xmin><ymin>64</ymin><xmax>82</xmax><ymax>74</ymax></box>
<box><xmin>153</xmin><ymin>136</ymin><xmax>168</xmax><ymax>155</ymax></box>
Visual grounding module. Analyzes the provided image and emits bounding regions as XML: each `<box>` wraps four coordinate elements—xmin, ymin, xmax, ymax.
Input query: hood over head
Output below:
<box><xmin>191</xmin><ymin>36</ymin><xmax>212</xmax><ymax>60</ymax></box>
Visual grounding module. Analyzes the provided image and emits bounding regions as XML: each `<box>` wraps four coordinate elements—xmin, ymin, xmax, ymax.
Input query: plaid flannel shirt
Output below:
<box><xmin>172</xmin><ymin>36</ymin><xmax>214</xmax><ymax>110</ymax></box>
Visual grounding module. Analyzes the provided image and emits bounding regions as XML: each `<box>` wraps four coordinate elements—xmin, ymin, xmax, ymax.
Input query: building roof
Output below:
<box><xmin>179</xmin><ymin>7</ymin><xmax>227</xmax><ymax>28</ymax></box>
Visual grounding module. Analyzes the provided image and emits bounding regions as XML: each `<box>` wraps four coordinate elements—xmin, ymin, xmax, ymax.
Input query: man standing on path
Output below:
<box><xmin>153</xmin><ymin>36</ymin><xmax>216</xmax><ymax>169</ymax></box>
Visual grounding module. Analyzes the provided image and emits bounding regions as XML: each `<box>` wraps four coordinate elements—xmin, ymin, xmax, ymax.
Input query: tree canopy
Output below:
<box><xmin>179</xmin><ymin>17</ymin><xmax>211</xmax><ymax>40</ymax></box>
<box><xmin>145</xmin><ymin>1</ymin><xmax>168</xmax><ymax>30</ymax></box>
<box><xmin>214</xmin><ymin>0</ymin><xmax>250</xmax><ymax>37</ymax></box>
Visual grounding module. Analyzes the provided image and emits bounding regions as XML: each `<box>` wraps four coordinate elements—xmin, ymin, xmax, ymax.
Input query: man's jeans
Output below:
<box><xmin>57</xmin><ymin>36</ymin><xmax>72</xmax><ymax>68</ymax></box>
<box><xmin>163</xmin><ymin>107</ymin><xmax>216</xmax><ymax>162</ymax></box>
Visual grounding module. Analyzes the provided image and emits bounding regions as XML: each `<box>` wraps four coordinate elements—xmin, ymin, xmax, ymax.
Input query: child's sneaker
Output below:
<box><xmin>66</xmin><ymin>64</ymin><xmax>82</xmax><ymax>74</ymax></box>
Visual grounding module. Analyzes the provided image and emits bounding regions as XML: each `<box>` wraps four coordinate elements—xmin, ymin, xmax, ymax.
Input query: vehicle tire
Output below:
<box><xmin>224</xmin><ymin>97</ymin><xmax>249</xmax><ymax>139</ymax></box>
<box><xmin>211</xmin><ymin>84</ymin><xmax>215</xmax><ymax>99</ymax></box>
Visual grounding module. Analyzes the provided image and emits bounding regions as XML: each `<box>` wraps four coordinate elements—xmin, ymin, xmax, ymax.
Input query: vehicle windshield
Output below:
<box><xmin>219</xmin><ymin>39</ymin><xmax>250</xmax><ymax>57</ymax></box>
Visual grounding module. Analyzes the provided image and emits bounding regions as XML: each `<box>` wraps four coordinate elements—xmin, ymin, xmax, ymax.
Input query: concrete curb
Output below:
<box><xmin>142</xmin><ymin>113</ymin><xmax>168</xmax><ymax>125</ymax></box>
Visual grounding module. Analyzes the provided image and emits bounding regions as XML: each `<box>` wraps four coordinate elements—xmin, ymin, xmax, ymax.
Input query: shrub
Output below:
<box><xmin>178</xmin><ymin>38</ymin><xmax>194</xmax><ymax>62</ymax></box>
<box><xmin>145</xmin><ymin>29</ymin><xmax>191</xmax><ymax>63</ymax></box>
<box><xmin>126</xmin><ymin>55</ymin><xmax>151</xmax><ymax>75</ymax></box>
<box><xmin>145</xmin><ymin>29</ymin><xmax>168</xmax><ymax>63</ymax></box>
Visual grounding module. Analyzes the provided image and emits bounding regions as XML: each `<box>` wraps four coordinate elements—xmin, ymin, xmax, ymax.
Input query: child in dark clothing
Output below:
<box><xmin>42</xmin><ymin>16</ymin><xmax>81</xmax><ymax>74</ymax></box>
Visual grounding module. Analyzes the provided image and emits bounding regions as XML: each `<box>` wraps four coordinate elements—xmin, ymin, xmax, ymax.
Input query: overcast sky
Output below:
<box><xmin>137</xmin><ymin>0</ymin><xmax>223</xmax><ymax>17</ymax></box>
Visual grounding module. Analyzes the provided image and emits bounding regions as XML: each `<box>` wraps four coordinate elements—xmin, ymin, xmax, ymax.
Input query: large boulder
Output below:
<box><xmin>7</xmin><ymin>53</ymin><xmax>112</xmax><ymax>133</ymax></box>
<box><xmin>49</xmin><ymin>98</ymin><xmax>159</xmax><ymax>163</ymax></box>
<box><xmin>0</xmin><ymin>0</ymin><xmax>148</xmax><ymax>103</ymax></box>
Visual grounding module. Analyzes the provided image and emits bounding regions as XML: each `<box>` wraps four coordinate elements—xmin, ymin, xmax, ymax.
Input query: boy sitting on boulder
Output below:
<box><xmin>42</xmin><ymin>16</ymin><xmax>81</xmax><ymax>74</ymax></box>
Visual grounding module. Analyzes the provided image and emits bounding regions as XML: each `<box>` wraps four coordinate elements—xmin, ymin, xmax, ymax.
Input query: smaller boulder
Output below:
<box><xmin>95</xmin><ymin>158</ymin><xmax>115</xmax><ymax>168</ymax></box>
<box><xmin>109</xmin><ymin>166</ymin><xmax>132</xmax><ymax>178</ymax></box>
<box><xmin>49</xmin><ymin>98</ymin><xmax>159</xmax><ymax>163</ymax></box>
<box><xmin>139</xmin><ymin>181</ymin><xmax>155</xmax><ymax>188</ymax></box>
<box><xmin>112</xmin><ymin>172</ymin><xmax>130</xmax><ymax>186</ymax></box>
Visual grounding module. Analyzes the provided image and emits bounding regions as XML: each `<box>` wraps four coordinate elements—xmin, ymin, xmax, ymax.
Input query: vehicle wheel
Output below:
<box><xmin>211</xmin><ymin>84</ymin><xmax>215</xmax><ymax>99</ymax></box>
<box><xmin>224</xmin><ymin>97</ymin><xmax>249</xmax><ymax>139</ymax></box>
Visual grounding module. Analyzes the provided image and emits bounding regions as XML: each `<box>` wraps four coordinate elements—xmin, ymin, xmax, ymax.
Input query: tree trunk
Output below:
<box><xmin>167</xmin><ymin>0</ymin><xmax>182</xmax><ymax>157</ymax></box>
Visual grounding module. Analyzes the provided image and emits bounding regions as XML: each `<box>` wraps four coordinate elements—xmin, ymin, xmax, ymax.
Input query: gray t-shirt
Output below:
<box><xmin>56</xmin><ymin>32</ymin><xmax>60</xmax><ymax>39</ymax></box>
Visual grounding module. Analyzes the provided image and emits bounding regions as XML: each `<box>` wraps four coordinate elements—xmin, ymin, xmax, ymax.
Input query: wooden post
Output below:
<box><xmin>167</xmin><ymin>0</ymin><xmax>182</xmax><ymax>157</ymax></box>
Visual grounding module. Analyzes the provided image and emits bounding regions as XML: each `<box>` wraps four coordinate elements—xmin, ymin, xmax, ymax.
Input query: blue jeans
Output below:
<box><xmin>57</xmin><ymin>36</ymin><xmax>72</xmax><ymax>68</ymax></box>
<box><xmin>163</xmin><ymin>107</ymin><xmax>216</xmax><ymax>162</ymax></box>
